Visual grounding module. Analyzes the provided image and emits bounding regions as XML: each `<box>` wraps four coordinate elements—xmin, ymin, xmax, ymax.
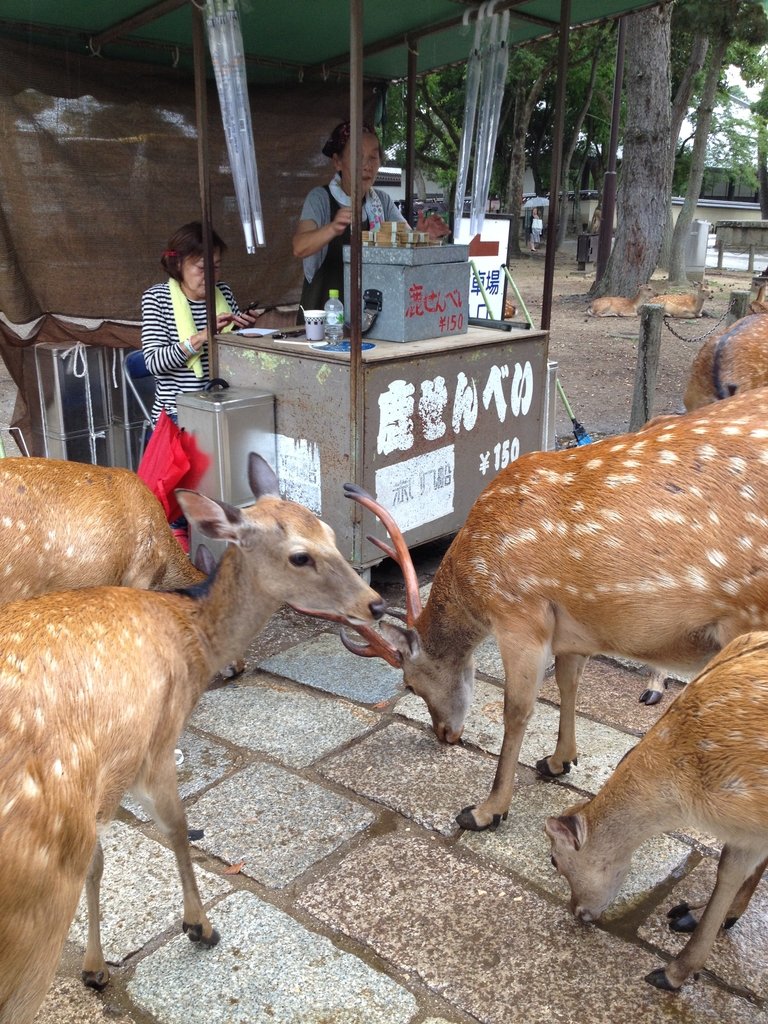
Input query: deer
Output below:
<box><xmin>652</xmin><ymin>279</ymin><xmax>713</xmax><ymax>318</ymax></box>
<box><xmin>333</xmin><ymin>387</ymin><xmax>768</xmax><ymax>833</ymax></box>
<box><xmin>0</xmin><ymin>453</ymin><xmax>385</xmax><ymax>1024</ymax></box>
<box><xmin>683</xmin><ymin>313</ymin><xmax>768</xmax><ymax>412</ymax></box>
<box><xmin>546</xmin><ymin>630</ymin><xmax>768</xmax><ymax>992</ymax></box>
<box><xmin>585</xmin><ymin>284</ymin><xmax>655</xmax><ymax>317</ymax></box>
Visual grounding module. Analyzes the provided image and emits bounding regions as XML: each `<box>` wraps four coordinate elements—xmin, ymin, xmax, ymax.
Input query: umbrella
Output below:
<box><xmin>523</xmin><ymin>196</ymin><xmax>549</xmax><ymax>208</ymax></box>
<box><xmin>137</xmin><ymin>410</ymin><xmax>211</xmax><ymax>524</ymax></box>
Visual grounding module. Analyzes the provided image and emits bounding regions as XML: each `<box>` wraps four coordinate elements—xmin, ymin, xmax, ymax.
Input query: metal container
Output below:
<box><xmin>30</xmin><ymin>426</ymin><xmax>117</xmax><ymax>466</ymax></box>
<box><xmin>343</xmin><ymin>243</ymin><xmax>469</xmax><ymax>343</ymax></box>
<box><xmin>176</xmin><ymin>385</ymin><xmax>277</xmax><ymax>506</ymax></box>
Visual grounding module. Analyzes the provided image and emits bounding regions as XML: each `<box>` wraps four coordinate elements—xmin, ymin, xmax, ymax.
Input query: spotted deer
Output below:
<box><xmin>653</xmin><ymin>279</ymin><xmax>713</xmax><ymax>318</ymax></box>
<box><xmin>683</xmin><ymin>313</ymin><xmax>768</xmax><ymax>412</ymax></box>
<box><xmin>337</xmin><ymin>388</ymin><xmax>768</xmax><ymax>832</ymax></box>
<box><xmin>0</xmin><ymin>454</ymin><xmax>384</xmax><ymax>1024</ymax></box>
<box><xmin>546</xmin><ymin>630</ymin><xmax>768</xmax><ymax>992</ymax></box>
<box><xmin>585</xmin><ymin>284</ymin><xmax>655</xmax><ymax>317</ymax></box>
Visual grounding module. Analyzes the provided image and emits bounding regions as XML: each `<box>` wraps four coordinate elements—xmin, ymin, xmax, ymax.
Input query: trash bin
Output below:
<box><xmin>685</xmin><ymin>219</ymin><xmax>710</xmax><ymax>278</ymax></box>
<box><xmin>576</xmin><ymin>233</ymin><xmax>599</xmax><ymax>270</ymax></box>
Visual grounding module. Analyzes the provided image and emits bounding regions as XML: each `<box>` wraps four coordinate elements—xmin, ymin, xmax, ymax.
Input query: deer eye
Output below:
<box><xmin>289</xmin><ymin>552</ymin><xmax>314</xmax><ymax>568</ymax></box>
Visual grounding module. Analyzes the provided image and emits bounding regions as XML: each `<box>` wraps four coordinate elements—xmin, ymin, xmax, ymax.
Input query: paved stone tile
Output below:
<box><xmin>396</xmin><ymin>679</ymin><xmax>637</xmax><ymax>794</ymax></box>
<box><xmin>122</xmin><ymin>729</ymin><xmax>238</xmax><ymax>822</ymax></box>
<box><xmin>638</xmin><ymin>858</ymin><xmax>768</xmax><ymax>999</ymax></box>
<box><xmin>67</xmin><ymin>822</ymin><xmax>231</xmax><ymax>965</ymax></box>
<box><xmin>127</xmin><ymin>891</ymin><xmax>418</xmax><ymax>1024</ymax></box>
<box><xmin>319</xmin><ymin>721</ymin><xmax>497</xmax><ymax>836</ymax></box>
<box><xmin>258</xmin><ymin>634</ymin><xmax>402</xmax><ymax>703</ymax></box>
<box><xmin>297</xmin><ymin>833</ymin><xmax>765</xmax><ymax>1024</ymax></box>
<box><xmin>461</xmin><ymin>769</ymin><xmax>695</xmax><ymax>920</ymax></box>
<box><xmin>189</xmin><ymin>762</ymin><xmax>375</xmax><ymax>887</ymax></box>
<box><xmin>35</xmin><ymin>976</ymin><xmax>134</xmax><ymax>1024</ymax></box>
<box><xmin>190</xmin><ymin>673</ymin><xmax>379</xmax><ymax>767</ymax></box>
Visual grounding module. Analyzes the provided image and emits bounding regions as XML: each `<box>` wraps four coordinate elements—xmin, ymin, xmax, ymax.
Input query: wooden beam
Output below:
<box><xmin>89</xmin><ymin>0</ymin><xmax>188</xmax><ymax>49</ymax></box>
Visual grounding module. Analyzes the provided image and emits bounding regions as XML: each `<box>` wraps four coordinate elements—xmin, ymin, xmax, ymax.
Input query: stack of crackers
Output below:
<box><xmin>362</xmin><ymin>221</ymin><xmax>437</xmax><ymax>248</ymax></box>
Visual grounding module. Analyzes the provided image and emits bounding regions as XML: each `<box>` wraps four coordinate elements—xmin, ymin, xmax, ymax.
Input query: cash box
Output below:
<box><xmin>343</xmin><ymin>243</ymin><xmax>469</xmax><ymax>343</ymax></box>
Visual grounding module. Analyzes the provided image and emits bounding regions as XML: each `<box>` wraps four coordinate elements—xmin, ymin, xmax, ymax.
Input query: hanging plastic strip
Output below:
<box><xmin>453</xmin><ymin>6</ymin><xmax>488</xmax><ymax>230</ymax></box>
<box><xmin>205</xmin><ymin>0</ymin><xmax>266</xmax><ymax>251</ymax></box>
<box><xmin>469</xmin><ymin>6</ymin><xmax>509</xmax><ymax>237</ymax></box>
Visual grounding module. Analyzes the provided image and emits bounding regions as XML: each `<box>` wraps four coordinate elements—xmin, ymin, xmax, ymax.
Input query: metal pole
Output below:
<box><xmin>192</xmin><ymin>2</ymin><xmax>218</xmax><ymax>378</ymax></box>
<box><xmin>348</xmin><ymin>0</ymin><xmax>364</xmax><ymax>489</ymax></box>
<box><xmin>595</xmin><ymin>16</ymin><xmax>626</xmax><ymax>284</ymax></box>
<box><xmin>405</xmin><ymin>40</ymin><xmax>417</xmax><ymax>224</ymax></box>
<box><xmin>540</xmin><ymin>0</ymin><xmax>570</xmax><ymax>332</ymax></box>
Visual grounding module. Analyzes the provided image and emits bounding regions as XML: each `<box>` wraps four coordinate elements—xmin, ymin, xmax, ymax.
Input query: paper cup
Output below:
<box><xmin>303</xmin><ymin>311</ymin><xmax>325</xmax><ymax>342</ymax></box>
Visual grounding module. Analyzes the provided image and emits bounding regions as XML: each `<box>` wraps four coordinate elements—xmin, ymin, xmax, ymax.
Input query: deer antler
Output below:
<box><xmin>343</xmin><ymin>483</ymin><xmax>422</xmax><ymax>627</ymax></box>
<box><xmin>289</xmin><ymin>605</ymin><xmax>403</xmax><ymax>667</ymax></box>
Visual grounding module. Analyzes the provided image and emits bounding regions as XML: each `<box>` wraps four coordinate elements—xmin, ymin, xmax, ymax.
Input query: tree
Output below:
<box><xmin>590</xmin><ymin>5</ymin><xmax>672</xmax><ymax>299</ymax></box>
<box><xmin>666</xmin><ymin>0</ymin><xmax>768</xmax><ymax>285</ymax></box>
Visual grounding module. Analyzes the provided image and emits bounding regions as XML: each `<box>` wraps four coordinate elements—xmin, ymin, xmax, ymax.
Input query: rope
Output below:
<box><xmin>61</xmin><ymin>342</ymin><xmax>106</xmax><ymax>465</ymax></box>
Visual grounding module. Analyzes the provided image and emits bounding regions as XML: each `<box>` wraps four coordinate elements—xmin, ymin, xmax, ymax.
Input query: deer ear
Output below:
<box><xmin>379</xmin><ymin>620</ymin><xmax>421</xmax><ymax>659</ymax></box>
<box><xmin>176</xmin><ymin>490</ymin><xmax>245</xmax><ymax>542</ymax></box>
<box><xmin>545</xmin><ymin>814</ymin><xmax>586</xmax><ymax>851</ymax></box>
<box><xmin>248</xmin><ymin>453</ymin><xmax>280</xmax><ymax>500</ymax></box>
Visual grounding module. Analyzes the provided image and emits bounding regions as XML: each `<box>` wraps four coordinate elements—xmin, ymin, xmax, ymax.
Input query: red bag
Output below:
<box><xmin>137</xmin><ymin>410</ymin><xmax>210</xmax><ymax>524</ymax></box>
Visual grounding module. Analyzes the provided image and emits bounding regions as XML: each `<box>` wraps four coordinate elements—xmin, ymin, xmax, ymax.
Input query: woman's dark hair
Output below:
<box><xmin>321</xmin><ymin>120</ymin><xmax>380</xmax><ymax>159</ymax></box>
<box><xmin>160</xmin><ymin>221</ymin><xmax>227</xmax><ymax>281</ymax></box>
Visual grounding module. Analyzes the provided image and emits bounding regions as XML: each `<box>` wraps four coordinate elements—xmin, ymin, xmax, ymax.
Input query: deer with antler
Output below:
<box><xmin>0</xmin><ymin>454</ymin><xmax>384</xmax><ymax>1024</ymax></box>
<box><xmin>338</xmin><ymin>387</ymin><xmax>768</xmax><ymax>832</ymax></box>
<box><xmin>546</xmin><ymin>630</ymin><xmax>768</xmax><ymax>993</ymax></box>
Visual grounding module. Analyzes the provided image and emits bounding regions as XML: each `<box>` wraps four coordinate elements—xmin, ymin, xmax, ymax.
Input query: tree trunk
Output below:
<box><xmin>589</xmin><ymin>6</ymin><xmax>671</xmax><ymax>299</ymax></box>
<box><xmin>657</xmin><ymin>34</ymin><xmax>709</xmax><ymax>270</ymax></box>
<box><xmin>666</xmin><ymin>33</ymin><xmax>730</xmax><ymax>285</ymax></box>
<box><xmin>759</xmin><ymin>139</ymin><xmax>768</xmax><ymax>218</ymax></box>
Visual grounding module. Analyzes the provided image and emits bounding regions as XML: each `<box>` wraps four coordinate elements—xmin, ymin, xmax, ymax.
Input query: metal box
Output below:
<box><xmin>343</xmin><ymin>243</ymin><xmax>469</xmax><ymax>343</ymax></box>
<box><xmin>112</xmin><ymin>350</ymin><xmax>155</xmax><ymax>426</ymax></box>
<box><xmin>25</xmin><ymin>340</ymin><xmax>110</xmax><ymax>437</ymax></box>
<box><xmin>176</xmin><ymin>386</ymin><xmax>276</xmax><ymax>507</ymax></box>
<box><xmin>30</xmin><ymin>426</ymin><xmax>117</xmax><ymax>466</ymax></box>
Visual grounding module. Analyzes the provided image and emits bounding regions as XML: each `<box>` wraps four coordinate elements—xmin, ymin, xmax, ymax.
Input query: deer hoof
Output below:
<box><xmin>639</xmin><ymin>689</ymin><xmax>663</xmax><ymax>706</ymax></box>
<box><xmin>81</xmin><ymin>968</ymin><xmax>109</xmax><ymax>991</ymax></box>
<box><xmin>645</xmin><ymin>968</ymin><xmax>680</xmax><ymax>992</ymax></box>
<box><xmin>667</xmin><ymin>901</ymin><xmax>697</xmax><ymax>933</ymax></box>
<box><xmin>455</xmin><ymin>805</ymin><xmax>508</xmax><ymax>832</ymax></box>
<box><xmin>183</xmin><ymin>921</ymin><xmax>221</xmax><ymax>947</ymax></box>
<box><xmin>221</xmin><ymin>658</ymin><xmax>245</xmax><ymax>680</ymax></box>
<box><xmin>535</xmin><ymin>757</ymin><xmax>574</xmax><ymax>778</ymax></box>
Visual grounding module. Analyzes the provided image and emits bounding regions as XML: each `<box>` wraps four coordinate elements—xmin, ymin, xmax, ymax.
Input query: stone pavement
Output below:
<box><xmin>35</xmin><ymin>551</ymin><xmax>767</xmax><ymax>1024</ymax></box>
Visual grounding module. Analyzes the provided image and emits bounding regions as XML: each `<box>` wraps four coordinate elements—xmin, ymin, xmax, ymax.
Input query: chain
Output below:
<box><xmin>661</xmin><ymin>300</ymin><xmax>736</xmax><ymax>343</ymax></box>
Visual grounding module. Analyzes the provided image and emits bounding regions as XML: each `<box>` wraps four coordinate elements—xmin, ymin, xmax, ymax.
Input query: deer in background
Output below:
<box><xmin>683</xmin><ymin>313</ymin><xmax>768</xmax><ymax>412</ymax></box>
<box><xmin>0</xmin><ymin>454</ymin><xmax>384</xmax><ymax>1024</ymax></box>
<box><xmin>338</xmin><ymin>388</ymin><xmax>768</xmax><ymax>832</ymax></box>
<box><xmin>585</xmin><ymin>284</ymin><xmax>655</xmax><ymax>317</ymax></box>
<box><xmin>652</xmin><ymin>279</ymin><xmax>713</xmax><ymax>318</ymax></box>
<box><xmin>546</xmin><ymin>630</ymin><xmax>768</xmax><ymax>992</ymax></box>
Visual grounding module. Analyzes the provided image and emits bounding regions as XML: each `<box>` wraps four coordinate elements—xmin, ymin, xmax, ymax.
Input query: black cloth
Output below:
<box><xmin>298</xmin><ymin>187</ymin><xmax>368</xmax><ymax>318</ymax></box>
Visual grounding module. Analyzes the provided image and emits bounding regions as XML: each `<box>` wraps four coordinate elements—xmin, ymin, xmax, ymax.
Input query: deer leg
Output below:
<box><xmin>646</xmin><ymin>844</ymin><xmax>764</xmax><ymax>991</ymax></box>
<box><xmin>81</xmin><ymin>839</ymin><xmax>110</xmax><ymax>990</ymax></box>
<box><xmin>536</xmin><ymin>653</ymin><xmax>587</xmax><ymax>778</ymax></box>
<box><xmin>133</xmin><ymin>756</ymin><xmax>220</xmax><ymax>949</ymax></box>
<box><xmin>457</xmin><ymin>639</ymin><xmax>550</xmax><ymax>832</ymax></box>
<box><xmin>667</xmin><ymin>855</ymin><xmax>768</xmax><ymax>933</ymax></box>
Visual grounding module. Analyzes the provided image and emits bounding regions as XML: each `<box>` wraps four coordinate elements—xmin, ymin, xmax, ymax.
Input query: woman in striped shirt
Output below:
<box><xmin>141</xmin><ymin>221</ymin><xmax>257</xmax><ymax>425</ymax></box>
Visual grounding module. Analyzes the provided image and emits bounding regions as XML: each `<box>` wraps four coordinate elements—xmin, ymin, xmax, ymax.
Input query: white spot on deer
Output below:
<box><xmin>749</xmin><ymin>428</ymin><xmax>768</xmax><ymax>439</ymax></box>
<box><xmin>650</xmin><ymin>508</ymin><xmax>686</xmax><ymax>526</ymax></box>
<box><xmin>65</xmin><ymin>545</ymin><xmax>75</xmax><ymax>557</ymax></box>
<box><xmin>707</xmin><ymin>550</ymin><xmax>727</xmax><ymax>568</ymax></box>
<box><xmin>739</xmin><ymin>485</ymin><xmax>757</xmax><ymax>502</ymax></box>
<box><xmin>686</xmin><ymin>567</ymin><xmax>708</xmax><ymax>590</ymax></box>
<box><xmin>52</xmin><ymin>759</ymin><xmax>63</xmax><ymax>779</ymax></box>
<box><xmin>604</xmin><ymin>474</ymin><xmax>640</xmax><ymax>488</ymax></box>
<box><xmin>728</xmin><ymin>457</ymin><xmax>748</xmax><ymax>475</ymax></box>
<box><xmin>1</xmin><ymin>516</ymin><xmax>12</xmax><ymax>528</ymax></box>
<box><xmin>708</xmin><ymin>510</ymin><xmax>721</xmax><ymax>526</ymax></box>
<box><xmin>738</xmin><ymin>535</ymin><xmax>754</xmax><ymax>551</ymax></box>
<box><xmin>698</xmin><ymin>738</ymin><xmax>717</xmax><ymax>751</ymax></box>
<box><xmin>720</xmin><ymin>579</ymin><xmax>741</xmax><ymax>597</ymax></box>
<box><xmin>585</xmin><ymin>458</ymin><xmax>604</xmax><ymax>470</ymax></box>
<box><xmin>622</xmin><ymin>459</ymin><xmax>642</xmax><ymax>469</ymax></box>
<box><xmin>507</xmin><ymin>527</ymin><xmax>539</xmax><ymax>544</ymax></box>
<box><xmin>23</xmin><ymin>773</ymin><xmax>40</xmax><ymax>799</ymax></box>
<box><xmin>722</xmin><ymin>425</ymin><xmax>743</xmax><ymax>436</ymax></box>
<box><xmin>574</xmin><ymin>522</ymin><xmax>603</xmax><ymax>536</ymax></box>
<box><xmin>659</xmin><ymin>450</ymin><xmax>679</xmax><ymax>464</ymax></box>
<box><xmin>697</xmin><ymin>444</ymin><xmax>719</xmax><ymax>461</ymax></box>
<box><xmin>599</xmin><ymin>509</ymin><xmax>622</xmax><ymax>524</ymax></box>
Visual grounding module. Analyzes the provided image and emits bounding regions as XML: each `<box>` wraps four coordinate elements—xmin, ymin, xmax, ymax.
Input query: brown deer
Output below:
<box><xmin>337</xmin><ymin>387</ymin><xmax>768</xmax><ymax>832</ymax></box>
<box><xmin>683</xmin><ymin>313</ymin><xmax>768</xmax><ymax>412</ymax></box>
<box><xmin>652</xmin><ymin>279</ymin><xmax>713</xmax><ymax>318</ymax></box>
<box><xmin>585</xmin><ymin>284</ymin><xmax>655</xmax><ymax>317</ymax></box>
<box><xmin>0</xmin><ymin>453</ymin><xmax>384</xmax><ymax>1024</ymax></box>
<box><xmin>546</xmin><ymin>631</ymin><xmax>768</xmax><ymax>992</ymax></box>
<box><xmin>0</xmin><ymin>458</ymin><xmax>205</xmax><ymax>595</ymax></box>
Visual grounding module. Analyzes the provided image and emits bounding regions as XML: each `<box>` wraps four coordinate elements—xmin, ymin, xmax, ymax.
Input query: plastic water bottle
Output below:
<box><xmin>324</xmin><ymin>289</ymin><xmax>344</xmax><ymax>341</ymax></box>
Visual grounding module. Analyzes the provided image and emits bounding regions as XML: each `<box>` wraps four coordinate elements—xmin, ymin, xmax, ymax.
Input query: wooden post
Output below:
<box><xmin>630</xmin><ymin>303</ymin><xmax>664</xmax><ymax>431</ymax></box>
<box><xmin>748</xmin><ymin>245</ymin><xmax>755</xmax><ymax>273</ymax></box>
<box><xmin>717</xmin><ymin>241</ymin><xmax>724</xmax><ymax>269</ymax></box>
<box><xmin>727</xmin><ymin>289</ymin><xmax>750</xmax><ymax>325</ymax></box>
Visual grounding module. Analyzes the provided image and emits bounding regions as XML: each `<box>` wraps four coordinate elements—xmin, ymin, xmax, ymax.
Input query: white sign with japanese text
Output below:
<box><xmin>454</xmin><ymin>216</ymin><xmax>513</xmax><ymax>320</ymax></box>
<box><xmin>375</xmin><ymin>445</ymin><xmax>455</xmax><ymax>532</ymax></box>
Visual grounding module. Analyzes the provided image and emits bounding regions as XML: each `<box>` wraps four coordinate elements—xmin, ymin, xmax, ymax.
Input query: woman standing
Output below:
<box><xmin>529</xmin><ymin>208</ymin><xmax>543</xmax><ymax>252</ymax></box>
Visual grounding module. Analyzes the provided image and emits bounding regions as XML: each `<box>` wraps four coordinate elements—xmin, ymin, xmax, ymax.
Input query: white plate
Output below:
<box><xmin>235</xmin><ymin>328</ymin><xmax>278</xmax><ymax>337</ymax></box>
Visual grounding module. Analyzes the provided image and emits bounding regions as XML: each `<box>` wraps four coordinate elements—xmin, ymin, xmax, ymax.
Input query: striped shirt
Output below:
<box><xmin>141</xmin><ymin>281</ymin><xmax>240</xmax><ymax>424</ymax></box>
